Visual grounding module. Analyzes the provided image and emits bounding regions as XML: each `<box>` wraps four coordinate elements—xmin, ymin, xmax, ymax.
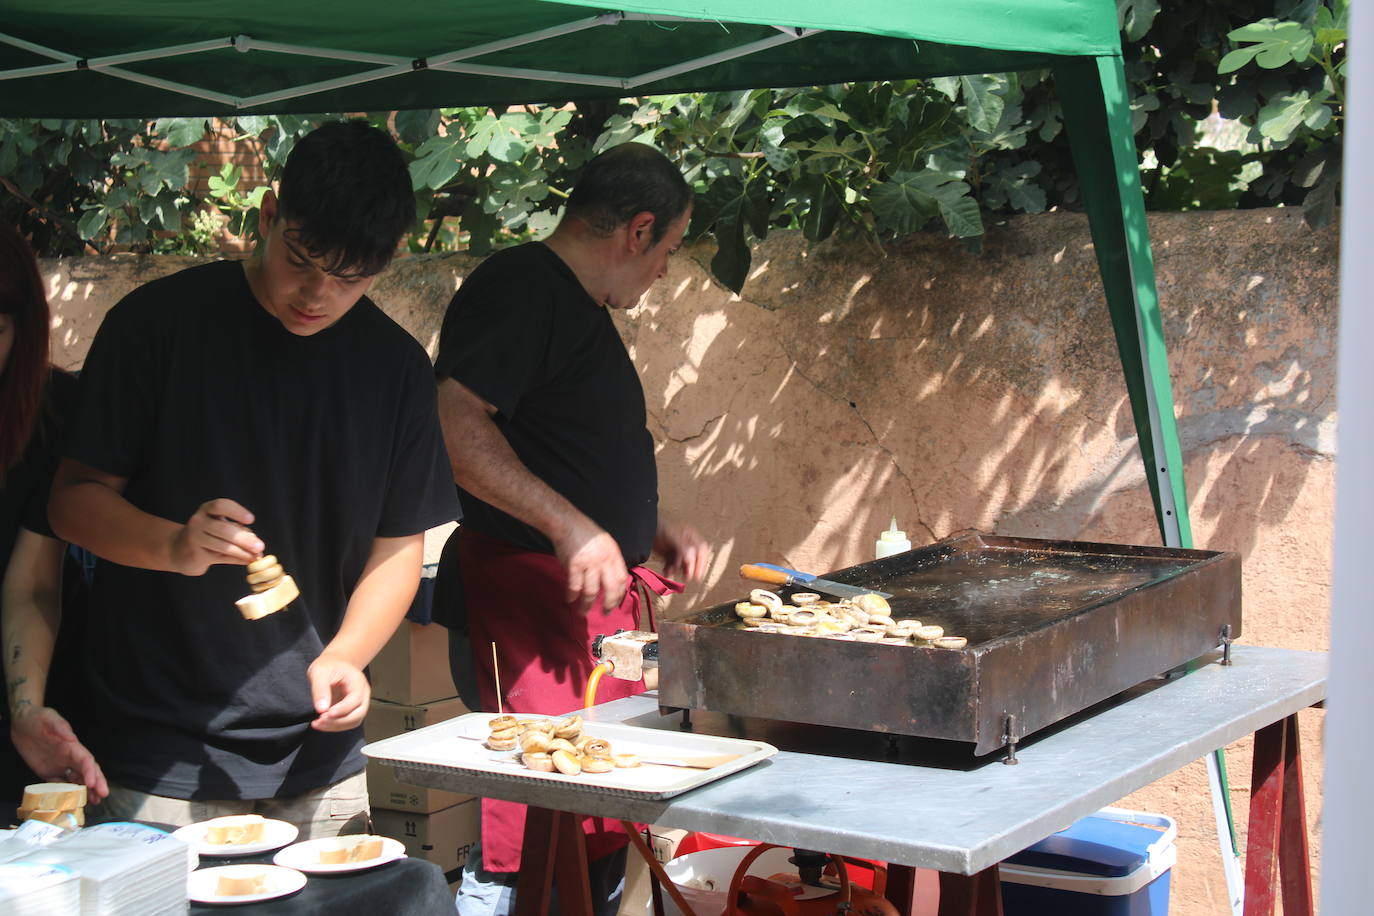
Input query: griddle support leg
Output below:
<box><xmin>512</xmin><ymin>807</ymin><xmax>593</xmax><ymax>916</ymax></box>
<box><xmin>679</xmin><ymin>708</ymin><xmax>693</xmax><ymax>731</ymax></box>
<box><xmin>1001</xmin><ymin>714</ymin><xmax>1019</xmax><ymax>766</ymax></box>
<box><xmin>1221</xmin><ymin>624</ymin><xmax>1235</xmax><ymax>665</ymax></box>
<box><xmin>1242</xmin><ymin>713</ymin><xmax>1314</xmax><ymax>916</ymax></box>
<box><xmin>937</xmin><ymin>867</ymin><xmax>1004</xmax><ymax>916</ymax></box>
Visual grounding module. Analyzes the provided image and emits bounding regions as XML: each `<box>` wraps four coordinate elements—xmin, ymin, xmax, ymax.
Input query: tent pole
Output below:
<box><xmin>1054</xmin><ymin>54</ymin><xmax>1243</xmax><ymax>915</ymax></box>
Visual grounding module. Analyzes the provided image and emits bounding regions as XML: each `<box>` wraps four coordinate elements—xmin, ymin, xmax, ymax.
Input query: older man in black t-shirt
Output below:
<box><xmin>49</xmin><ymin>121</ymin><xmax>459</xmax><ymax>837</ymax></box>
<box><xmin>435</xmin><ymin>143</ymin><xmax>711</xmax><ymax>916</ymax></box>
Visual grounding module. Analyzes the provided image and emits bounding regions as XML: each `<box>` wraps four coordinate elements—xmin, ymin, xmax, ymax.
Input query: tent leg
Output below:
<box><xmin>1055</xmin><ymin>54</ymin><xmax>1239</xmax><ymax>911</ymax></box>
<box><xmin>1207</xmin><ymin>748</ymin><xmax>1245</xmax><ymax>915</ymax></box>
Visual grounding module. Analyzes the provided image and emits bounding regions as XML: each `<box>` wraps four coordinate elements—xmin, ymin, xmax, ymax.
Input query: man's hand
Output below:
<box><xmin>654</xmin><ymin>517</ymin><xmax>711</xmax><ymax>582</ymax></box>
<box><xmin>11</xmin><ymin>707</ymin><xmax>109</xmax><ymax>801</ymax></box>
<box><xmin>553</xmin><ymin>516</ymin><xmax>629</xmax><ymax>613</ymax></box>
<box><xmin>170</xmin><ymin>499</ymin><xmax>264</xmax><ymax>576</ymax></box>
<box><xmin>307</xmin><ymin>653</ymin><xmax>371</xmax><ymax>732</ymax></box>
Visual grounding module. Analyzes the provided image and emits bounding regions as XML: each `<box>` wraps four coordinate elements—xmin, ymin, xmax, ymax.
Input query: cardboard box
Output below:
<box><xmin>370</xmin><ymin>621</ymin><xmax>458</xmax><ymax>705</ymax></box>
<box><xmin>619</xmin><ymin>826</ymin><xmax>689</xmax><ymax>916</ymax></box>
<box><xmin>373</xmin><ymin>799</ymin><xmax>480</xmax><ymax>882</ymax></box>
<box><xmin>365</xmin><ymin>696</ymin><xmax>471</xmax><ymax>812</ymax></box>
<box><xmin>364</xmin><ymin>696</ymin><xmax>468</xmax><ymax>743</ymax></box>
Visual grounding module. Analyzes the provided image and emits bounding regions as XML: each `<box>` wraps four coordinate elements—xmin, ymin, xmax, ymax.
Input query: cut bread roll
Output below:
<box><xmin>215</xmin><ymin>866</ymin><xmax>270</xmax><ymax>897</ymax></box>
<box><xmin>204</xmin><ymin>814</ymin><xmax>267</xmax><ymax>845</ymax></box>
<box><xmin>21</xmin><ymin>782</ymin><xmax>86</xmax><ymax>812</ymax></box>
<box><xmin>317</xmin><ymin>835</ymin><xmax>385</xmax><ymax>865</ymax></box>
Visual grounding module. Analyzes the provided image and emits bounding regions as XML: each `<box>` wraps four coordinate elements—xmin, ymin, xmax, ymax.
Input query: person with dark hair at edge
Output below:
<box><xmin>0</xmin><ymin>223</ymin><xmax>107</xmax><ymax>807</ymax></box>
<box><xmin>434</xmin><ymin>142</ymin><xmax>711</xmax><ymax>915</ymax></box>
<box><xmin>48</xmin><ymin>121</ymin><xmax>459</xmax><ymax>836</ymax></box>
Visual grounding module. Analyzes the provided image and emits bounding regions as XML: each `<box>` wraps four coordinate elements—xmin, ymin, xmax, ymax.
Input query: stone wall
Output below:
<box><xmin>40</xmin><ymin>207</ymin><xmax>1336</xmax><ymax>914</ymax></box>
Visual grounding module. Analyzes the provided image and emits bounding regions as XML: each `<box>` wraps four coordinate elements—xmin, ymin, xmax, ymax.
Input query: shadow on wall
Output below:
<box><xmin>622</xmin><ymin>209</ymin><xmax>1336</xmax><ymax>615</ymax></box>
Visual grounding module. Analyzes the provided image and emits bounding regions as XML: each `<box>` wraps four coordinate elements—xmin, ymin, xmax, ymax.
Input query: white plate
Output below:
<box><xmin>272</xmin><ymin>835</ymin><xmax>406</xmax><ymax>874</ymax></box>
<box><xmin>187</xmin><ymin>864</ymin><xmax>306</xmax><ymax>905</ymax></box>
<box><xmin>172</xmin><ymin>818</ymin><xmax>298</xmax><ymax>857</ymax></box>
<box><xmin>363</xmin><ymin>712</ymin><xmax>778</xmax><ymax>800</ymax></box>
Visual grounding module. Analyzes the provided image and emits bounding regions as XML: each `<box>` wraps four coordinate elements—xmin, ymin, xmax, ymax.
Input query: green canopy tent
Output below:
<box><xmin>0</xmin><ymin>0</ymin><xmax>1230</xmax><ymax>903</ymax></box>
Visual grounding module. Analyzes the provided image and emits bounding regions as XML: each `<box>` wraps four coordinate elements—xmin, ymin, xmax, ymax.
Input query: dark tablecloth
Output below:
<box><xmin>191</xmin><ymin>849</ymin><xmax>454</xmax><ymax>915</ymax></box>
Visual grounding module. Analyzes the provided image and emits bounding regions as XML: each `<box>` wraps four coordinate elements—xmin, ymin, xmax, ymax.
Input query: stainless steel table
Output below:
<box><xmin>390</xmin><ymin>645</ymin><xmax>1325</xmax><ymax>915</ymax></box>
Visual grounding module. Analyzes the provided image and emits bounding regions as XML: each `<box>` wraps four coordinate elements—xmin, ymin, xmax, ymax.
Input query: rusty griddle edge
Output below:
<box><xmin>657</xmin><ymin>533</ymin><xmax>1243</xmax><ymax>755</ymax></box>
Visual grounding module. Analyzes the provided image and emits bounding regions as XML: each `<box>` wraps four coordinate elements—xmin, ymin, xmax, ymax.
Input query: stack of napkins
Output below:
<box><xmin>0</xmin><ymin>861</ymin><xmax>82</xmax><ymax>915</ymax></box>
<box><xmin>20</xmin><ymin>822</ymin><xmax>189</xmax><ymax>915</ymax></box>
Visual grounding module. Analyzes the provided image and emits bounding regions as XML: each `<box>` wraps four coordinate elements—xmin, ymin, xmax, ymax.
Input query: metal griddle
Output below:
<box><xmin>657</xmin><ymin>532</ymin><xmax>1241</xmax><ymax>756</ymax></box>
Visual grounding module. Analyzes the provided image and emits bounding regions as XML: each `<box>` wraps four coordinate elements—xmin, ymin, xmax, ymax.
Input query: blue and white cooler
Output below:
<box><xmin>999</xmin><ymin>807</ymin><xmax>1177</xmax><ymax>916</ymax></box>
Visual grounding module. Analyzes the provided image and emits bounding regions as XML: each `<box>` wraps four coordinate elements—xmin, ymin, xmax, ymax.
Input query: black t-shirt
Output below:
<box><xmin>433</xmin><ymin>242</ymin><xmax>657</xmax><ymax>565</ymax></box>
<box><xmin>64</xmin><ymin>260</ymin><xmax>459</xmax><ymax>800</ymax></box>
<box><xmin>0</xmin><ymin>369</ymin><xmax>88</xmax><ymax>801</ymax></box>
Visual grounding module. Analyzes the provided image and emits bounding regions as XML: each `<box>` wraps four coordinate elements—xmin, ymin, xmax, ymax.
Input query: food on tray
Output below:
<box><xmin>551</xmin><ymin>749</ymin><xmax>582</xmax><ymax>775</ymax></box>
<box><xmin>520</xmin><ymin>730</ymin><xmax>553</xmax><ymax>753</ymax></box>
<box><xmin>580</xmin><ymin>755</ymin><xmax>614</xmax><ymax>774</ymax></box>
<box><xmin>485</xmin><ymin>714</ymin><xmax>521</xmax><ymax>750</ymax></box>
<box><xmin>317</xmin><ymin>835</ymin><xmax>385</xmax><ymax>865</ymax></box>
<box><xmin>733</xmin><ymin>590</ymin><xmax>966</xmax><ymax>648</ymax></box>
<box><xmin>215</xmin><ymin>867</ymin><xmax>269</xmax><ymax>896</ymax></box>
<box><xmin>552</xmin><ymin>715</ymin><xmax>582</xmax><ymax>739</ymax></box>
<box><xmin>523</xmin><ymin>752</ymin><xmax>555</xmax><ymax>772</ymax></box>
<box><xmin>18</xmin><ymin>781</ymin><xmax>86</xmax><ymax>826</ymax></box>
<box><xmin>204</xmin><ymin>814</ymin><xmax>267</xmax><ymax>846</ymax></box>
<box><xmin>481</xmin><ymin>715</ymin><xmax>650</xmax><ymax>777</ymax></box>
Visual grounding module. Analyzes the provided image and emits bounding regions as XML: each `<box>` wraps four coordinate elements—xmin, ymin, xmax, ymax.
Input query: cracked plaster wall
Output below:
<box><xmin>40</xmin><ymin>207</ymin><xmax>1336</xmax><ymax>916</ymax></box>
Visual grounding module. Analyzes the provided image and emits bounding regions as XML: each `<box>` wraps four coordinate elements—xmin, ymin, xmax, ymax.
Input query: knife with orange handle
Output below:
<box><xmin>739</xmin><ymin>563</ymin><xmax>892</xmax><ymax>600</ymax></box>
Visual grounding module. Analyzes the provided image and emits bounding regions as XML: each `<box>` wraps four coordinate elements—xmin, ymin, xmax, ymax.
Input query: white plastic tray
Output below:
<box><xmin>363</xmin><ymin>712</ymin><xmax>777</xmax><ymax>800</ymax></box>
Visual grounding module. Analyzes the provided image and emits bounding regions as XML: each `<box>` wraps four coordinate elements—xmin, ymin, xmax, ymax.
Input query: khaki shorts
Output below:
<box><xmin>98</xmin><ymin>770</ymin><xmax>370</xmax><ymax>841</ymax></box>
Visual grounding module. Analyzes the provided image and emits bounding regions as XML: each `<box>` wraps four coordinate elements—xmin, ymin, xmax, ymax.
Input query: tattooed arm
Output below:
<box><xmin>2</xmin><ymin>528</ymin><xmax>107</xmax><ymax>800</ymax></box>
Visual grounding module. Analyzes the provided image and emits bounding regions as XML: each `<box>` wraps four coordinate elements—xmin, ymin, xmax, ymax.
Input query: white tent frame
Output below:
<box><xmin>0</xmin><ymin>16</ymin><xmax>818</xmax><ymax>109</ymax></box>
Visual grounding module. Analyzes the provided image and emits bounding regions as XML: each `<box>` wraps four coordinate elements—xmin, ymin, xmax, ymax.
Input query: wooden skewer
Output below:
<box><xmin>491</xmin><ymin>641</ymin><xmax>503</xmax><ymax>715</ymax></box>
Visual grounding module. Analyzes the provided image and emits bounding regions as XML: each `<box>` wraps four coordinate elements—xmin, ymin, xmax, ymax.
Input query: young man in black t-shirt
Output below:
<box><xmin>49</xmin><ymin>121</ymin><xmax>459</xmax><ymax>836</ymax></box>
<box><xmin>435</xmin><ymin>143</ymin><xmax>711</xmax><ymax>916</ymax></box>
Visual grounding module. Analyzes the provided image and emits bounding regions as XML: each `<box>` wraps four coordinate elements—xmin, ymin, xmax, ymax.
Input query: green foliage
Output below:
<box><xmin>1103</xmin><ymin>0</ymin><xmax>1344</xmax><ymax>226</ymax></box>
<box><xmin>0</xmin><ymin>0</ymin><xmax>1345</xmax><ymax>293</ymax></box>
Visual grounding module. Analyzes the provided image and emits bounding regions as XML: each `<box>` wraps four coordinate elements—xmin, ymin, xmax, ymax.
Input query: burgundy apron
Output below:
<box><xmin>456</xmin><ymin>526</ymin><xmax>681</xmax><ymax>872</ymax></box>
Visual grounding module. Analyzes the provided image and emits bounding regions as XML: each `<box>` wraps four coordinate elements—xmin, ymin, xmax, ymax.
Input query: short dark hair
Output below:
<box><xmin>565</xmin><ymin>143</ymin><xmax>692</xmax><ymax>245</ymax></box>
<box><xmin>275</xmin><ymin>120</ymin><xmax>415</xmax><ymax>277</ymax></box>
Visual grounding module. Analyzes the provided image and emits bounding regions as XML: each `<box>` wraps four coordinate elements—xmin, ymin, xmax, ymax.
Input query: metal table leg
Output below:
<box><xmin>1243</xmin><ymin>713</ymin><xmax>1314</xmax><ymax>916</ymax></box>
<box><xmin>885</xmin><ymin>864</ymin><xmax>919</xmax><ymax>916</ymax></box>
<box><xmin>937</xmin><ymin>867</ymin><xmax>1004</xmax><ymax>916</ymax></box>
<box><xmin>513</xmin><ymin>807</ymin><xmax>593</xmax><ymax>916</ymax></box>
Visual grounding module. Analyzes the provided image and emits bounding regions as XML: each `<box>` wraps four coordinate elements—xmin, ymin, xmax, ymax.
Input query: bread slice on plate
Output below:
<box><xmin>214</xmin><ymin>866</ymin><xmax>271</xmax><ymax>896</ymax></box>
<box><xmin>317</xmin><ymin>835</ymin><xmax>385</xmax><ymax>865</ymax></box>
<box><xmin>203</xmin><ymin>814</ymin><xmax>268</xmax><ymax>845</ymax></box>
